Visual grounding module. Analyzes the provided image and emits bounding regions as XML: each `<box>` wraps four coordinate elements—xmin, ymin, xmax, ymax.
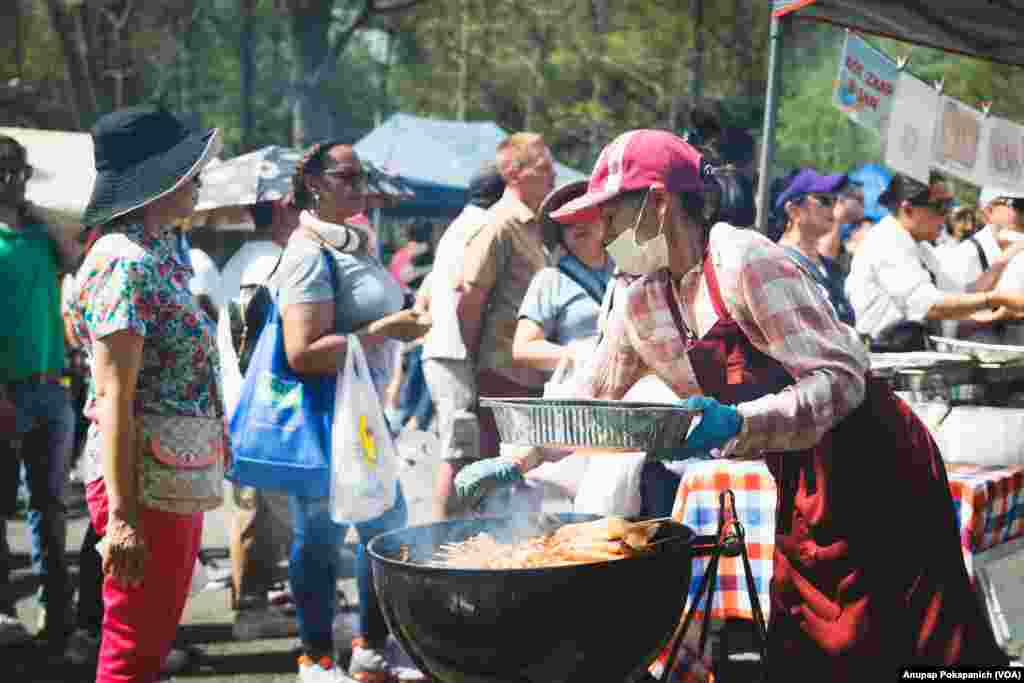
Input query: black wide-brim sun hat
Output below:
<box><xmin>539</xmin><ymin>180</ymin><xmax>588</xmax><ymax>250</ymax></box>
<box><xmin>83</xmin><ymin>106</ymin><xmax>221</xmax><ymax>228</ymax></box>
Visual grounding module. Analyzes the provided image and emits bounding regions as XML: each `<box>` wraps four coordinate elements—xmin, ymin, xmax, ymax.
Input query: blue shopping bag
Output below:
<box><xmin>227</xmin><ymin>250</ymin><xmax>338</xmax><ymax>499</ymax></box>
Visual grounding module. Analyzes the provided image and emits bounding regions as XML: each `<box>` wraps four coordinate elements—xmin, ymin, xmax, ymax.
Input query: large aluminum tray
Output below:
<box><xmin>480</xmin><ymin>397</ymin><xmax>696</xmax><ymax>452</ymax></box>
<box><xmin>929</xmin><ymin>336</ymin><xmax>1024</xmax><ymax>364</ymax></box>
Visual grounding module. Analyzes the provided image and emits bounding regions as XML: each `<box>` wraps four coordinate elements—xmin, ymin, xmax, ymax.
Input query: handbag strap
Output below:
<box><xmin>557</xmin><ymin>253</ymin><xmax>608</xmax><ymax>305</ymax></box>
<box><xmin>969</xmin><ymin>235</ymin><xmax>990</xmax><ymax>272</ymax></box>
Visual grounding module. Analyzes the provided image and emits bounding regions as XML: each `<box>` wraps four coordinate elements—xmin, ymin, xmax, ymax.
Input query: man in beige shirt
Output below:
<box><xmin>443</xmin><ymin>133</ymin><xmax>554</xmax><ymax>515</ymax></box>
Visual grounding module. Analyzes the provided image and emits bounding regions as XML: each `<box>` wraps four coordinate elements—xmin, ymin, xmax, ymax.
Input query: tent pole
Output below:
<box><xmin>756</xmin><ymin>14</ymin><xmax>788</xmax><ymax>233</ymax></box>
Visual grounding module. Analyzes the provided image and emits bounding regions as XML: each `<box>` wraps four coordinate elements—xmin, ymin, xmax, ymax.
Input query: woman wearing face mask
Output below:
<box><xmin>512</xmin><ymin>181</ymin><xmax>682</xmax><ymax>519</ymax></box>
<box><xmin>456</xmin><ymin>130</ymin><xmax>1009</xmax><ymax>679</ymax></box>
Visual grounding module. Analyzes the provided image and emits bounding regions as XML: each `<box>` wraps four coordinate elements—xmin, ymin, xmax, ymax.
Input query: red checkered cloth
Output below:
<box><xmin>664</xmin><ymin>459</ymin><xmax>1024</xmax><ymax>623</ymax></box>
<box><xmin>670</xmin><ymin>460</ymin><xmax>776</xmax><ymax>623</ymax></box>
<box><xmin>945</xmin><ymin>462</ymin><xmax>1024</xmax><ymax>576</ymax></box>
<box><xmin>653</xmin><ymin>459</ymin><xmax>1024</xmax><ymax>682</ymax></box>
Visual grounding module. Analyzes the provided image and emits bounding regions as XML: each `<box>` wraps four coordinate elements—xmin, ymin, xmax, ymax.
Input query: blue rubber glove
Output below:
<box><xmin>650</xmin><ymin>396</ymin><xmax>743</xmax><ymax>461</ymax></box>
<box><xmin>454</xmin><ymin>457</ymin><xmax>524</xmax><ymax>509</ymax></box>
<box><xmin>680</xmin><ymin>395</ymin><xmax>742</xmax><ymax>456</ymax></box>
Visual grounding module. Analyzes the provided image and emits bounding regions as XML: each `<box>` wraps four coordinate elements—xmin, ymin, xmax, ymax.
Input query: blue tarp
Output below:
<box><xmin>355</xmin><ymin>113</ymin><xmax>587</xmax><ymax>218</ymax></box>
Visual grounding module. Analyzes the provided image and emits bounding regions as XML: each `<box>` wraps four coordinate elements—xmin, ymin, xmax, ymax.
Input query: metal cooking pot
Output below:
<box><xmin>368</xmin><ymin>513</ymin><xmax>711</xmax><ymax>683</ymax></box>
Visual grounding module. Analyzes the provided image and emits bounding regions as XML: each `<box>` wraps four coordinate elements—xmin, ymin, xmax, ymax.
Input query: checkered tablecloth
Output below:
<box><xmin>670</xmin><ymin>459</ymin><xmax>1024</xmax><ymax>622</ymax></box>
<box><xmin>671</xmin><ymin>460</ymin><xmax>777</xmax><ymax>623</ymax></box>
<box><xmin>945</xmin><ymin>462</ymin><xmax>1024</xmax><ymax>576</ymax></box>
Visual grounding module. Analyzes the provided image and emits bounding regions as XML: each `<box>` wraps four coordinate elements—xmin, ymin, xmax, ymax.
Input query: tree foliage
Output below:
<box><xmin>8</xmin><ymin>1</ymin><xmax>1024</xmax><ymax>199</ymax></box>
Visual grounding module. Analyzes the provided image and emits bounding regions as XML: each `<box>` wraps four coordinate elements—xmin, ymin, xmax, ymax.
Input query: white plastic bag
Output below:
<box><xmin>217</xmin><ymin>304</ymin><xmax>244</xmax><ymax>416</ymax></box>
<box><xmin>330</xmin><ymin>335</ymin><xmax>399</xmax><ymax>523</ymax></box>
<box><xmin>543</xmin><ymin>338</ymin><xmax>598</xmax><ymax>399</ymax></box>
<box><xmin>573</xmin><ymin>453</ymin><xmax>646</xmax><ymax>517</ymax></box>
<box><xmin>544</xmin><ymin>355</ymin><xmax>578</xmax><ymax>399</ymax></box>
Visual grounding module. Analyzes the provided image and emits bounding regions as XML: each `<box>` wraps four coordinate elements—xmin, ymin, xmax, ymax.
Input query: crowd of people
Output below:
<box><xmin>0</xmin><ymin>102</ymin><xmax>1020</xmax><ymax>683</ymax></box>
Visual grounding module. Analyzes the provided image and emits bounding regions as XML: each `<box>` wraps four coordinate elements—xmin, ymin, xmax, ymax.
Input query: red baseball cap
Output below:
<box><xmin>550</xmin><ymin>129</ymin><xmax>709</xmax><ymax>225</ymax></box>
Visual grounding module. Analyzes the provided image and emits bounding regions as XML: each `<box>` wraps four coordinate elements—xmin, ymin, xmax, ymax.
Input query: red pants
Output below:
<box><xmin>476</xmin><ymin>369</ymin><xmax>542</xmax><ymax>458</ymax></box>
<box><xmin>86</xmin><ymin>479</ymin><xmax>204</xmax><ymax>683</ymax></box>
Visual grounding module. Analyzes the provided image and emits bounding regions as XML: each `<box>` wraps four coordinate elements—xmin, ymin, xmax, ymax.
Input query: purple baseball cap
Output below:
<box><xmin>774</xmin><ymin>169</ymin><xmax>848</xmax><ymax>212</ymax></box>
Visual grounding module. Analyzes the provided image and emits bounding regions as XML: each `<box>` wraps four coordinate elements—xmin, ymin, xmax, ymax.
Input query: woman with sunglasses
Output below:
<box><xmin>276</xmin><ymin>141</ymin><xmax>426</xmax><ymax>683</ymax></box>
<box><xmin>70</xmin><ymin>107</ymin><xmax>222</xmax><ymax>682</ymax></box>
<box><xmin>455</xmin><ymin>130</ymin><xmax>1010</xmax><ymax>679</ymax></box>
<box><xmin>775</xmin><ymin>169</ymin><xmax>857</xmax><ymax>327</ymax></box>
<box><xmin>846</xmin><ymin>173</ymin><xmax>1024</xmax><ymax>352</ymax></box>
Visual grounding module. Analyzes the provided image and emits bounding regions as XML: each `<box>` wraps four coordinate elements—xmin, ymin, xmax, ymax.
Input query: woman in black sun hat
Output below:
<box><xmin>69</xmin><ymin>106</ymin><xmax>224</xmax><ymax>682</ymax></box>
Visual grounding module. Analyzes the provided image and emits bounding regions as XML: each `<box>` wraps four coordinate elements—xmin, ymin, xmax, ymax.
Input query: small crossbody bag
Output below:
<box><xmin>136</xmin><ymin>413</ymin><xmax>226</xmax><ymax>514</ymax></box>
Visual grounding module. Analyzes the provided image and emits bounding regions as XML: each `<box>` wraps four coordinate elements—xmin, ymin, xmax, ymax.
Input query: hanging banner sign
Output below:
<box><xmin>833</xmin><ymin>31</ymin><xmax>898</xmax><ymax>135</ymax></box>
<box><xmin>884</xmin><ymin>73</ymin><xmax>939</xmax><ymax>184</ymax></box>
<box><xmin>932</xmin><ymin>96</ymin><xmax>985</xmax><ymax>183</ymax></box>
<box><xmin>976</xmin><ymin>116</ymin><xmax>1024</xmax><ymax>191</ymax></box>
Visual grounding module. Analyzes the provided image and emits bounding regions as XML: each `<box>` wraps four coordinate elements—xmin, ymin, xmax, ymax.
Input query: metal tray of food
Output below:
<box><xmin>480</xmin><ymin>397</ymin><xmax>697</xmax><ymax>452</ymax></box>
<box><xmin>869</xmin><ymin>352</ymin><xmax>975</xmax><ymax>379</ymax></box>
<box><xmin>929</xmin><ymin>336</ymin><xmax>1024</xmax><ymax>364</ymax></box>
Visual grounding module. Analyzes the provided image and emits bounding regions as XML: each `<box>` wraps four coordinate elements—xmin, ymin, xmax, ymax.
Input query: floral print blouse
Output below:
<box><xmin>69</xmin><ymin>223</ymin><xmax>221</xmax><ymax>481</ymax></box>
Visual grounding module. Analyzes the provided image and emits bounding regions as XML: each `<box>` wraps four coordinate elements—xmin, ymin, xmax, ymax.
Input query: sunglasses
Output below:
<box><xmin>323</xmin><ymin>168</ymin><xmax>368</xmax><ymax>187</ymax></box>
<box><xmin>805</xmin><ymin>193</ymin><xmax>836</xmax><ymax>208</ymax></box>
<box><xmin>0</xmin><ymin>165</ymin><xmax>33</xmax><ymax>185</ymax></box>
<box><xmin>913</xmin><ymin>197</ymin><xmax>955</xmax><ymax>214</ymax></box>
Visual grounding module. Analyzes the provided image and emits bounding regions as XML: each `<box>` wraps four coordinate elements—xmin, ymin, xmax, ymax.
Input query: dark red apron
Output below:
<box><xmin>663</xmin><ymin>257</ymin><xmax>1006</xmax><ymax>679</ymax></box>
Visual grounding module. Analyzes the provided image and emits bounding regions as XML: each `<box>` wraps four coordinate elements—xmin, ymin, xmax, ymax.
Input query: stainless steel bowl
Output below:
<box><xmin>480</xmin><ymin>397</ymin><xmax>696</xmax><ymax>452</ymax></box>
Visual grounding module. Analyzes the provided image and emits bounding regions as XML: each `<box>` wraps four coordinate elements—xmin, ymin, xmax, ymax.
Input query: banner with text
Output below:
<box><xmin>883</xmin><ymin>73</ymin><xmax>939</xmax><ymax>184</ymax></box>
<box><xmin>976</xmin><ymin>116</ymin><xmax>1024</xmax><ymax>192</ymax></box>
<box><xmin>932</xmin><ymin>96</ymin><xmax>986</xmax><ymax>184</ymax></box>
<box><xmin>834</xmin><ymin>31</ymin><xmax>898</xmax><ymax>135</ymax></box>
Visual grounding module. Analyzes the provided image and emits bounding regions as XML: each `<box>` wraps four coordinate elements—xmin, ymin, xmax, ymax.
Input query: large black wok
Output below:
<box><xmin>368</xmin><ymin>513</ymin><xmax>702</xmax><ymax>683</ymax></box>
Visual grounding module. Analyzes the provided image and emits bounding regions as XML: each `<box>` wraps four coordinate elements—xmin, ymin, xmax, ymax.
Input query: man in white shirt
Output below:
<box><xmin>419</xmin><ymin>164</ymin><xmax>505</xmax><ymax>519</ymax></box>
<box><xmin>938</xmin><ymin>186</ymin><xmax>1024</xmax><ymax>294</ymax></box>
<box><xmin>846</xmin><ymin>174</ymin><xmax>1024</xmax><ymax>350</ymax></box>
<box><xmin>220</xmin><ymin>199</ymin><xmax>301</xmax><ymax>305</ymax></box>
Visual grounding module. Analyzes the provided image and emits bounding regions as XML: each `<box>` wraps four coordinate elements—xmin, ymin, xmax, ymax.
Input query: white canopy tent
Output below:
<box><xmin>0</xmin><ymin>127</ymin><xmax>96</xmax><ymax>228</ymax></box>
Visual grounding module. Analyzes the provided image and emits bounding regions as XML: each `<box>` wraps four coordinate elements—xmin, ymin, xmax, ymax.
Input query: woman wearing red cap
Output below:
<box><xmin>456</xmin><ymin>129</ymin><xmax>1010</xmax><ymax>678</ymax></box>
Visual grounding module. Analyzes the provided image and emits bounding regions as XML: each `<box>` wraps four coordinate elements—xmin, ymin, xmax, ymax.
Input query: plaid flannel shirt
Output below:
<box><xmin>575</xmin><ymin>223</ymin><xmax>869</xmax><ymax>456</ymax></box>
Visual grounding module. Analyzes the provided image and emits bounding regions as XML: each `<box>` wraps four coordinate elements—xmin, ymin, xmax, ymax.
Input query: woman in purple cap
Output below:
<box><xmin>456</xmin><ymin>129</ymin><xmax>1011</xmax><ymax>678</ymax></box>
<box><xmin>775</xmin><ymin>169</ymin><xmax>857</xmax><ymax>326</ymax></box>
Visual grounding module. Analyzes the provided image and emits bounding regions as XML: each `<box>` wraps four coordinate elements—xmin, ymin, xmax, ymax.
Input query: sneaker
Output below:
<box><xmin>298</xmin><ymin>654</ymin><xmax>350</xmax><ymax>682</ymax></box>
<box><xmin>0</xmin><ymin>613</ymin><xmax>31</xmax><ymax>647</ymax></box>
<box><xmin>383</xmin><ymin>637</ymin><xmax>427</xmax><ymax>682</ymax></box>
<box><xmin>233</xmin><ymin>604</ymin><xmax>299</xmax><ymax>641</ymax></box>
<box><xmin>63</xmin><ymin>628</ymin><xmax>101</xmax><ymax>666</ymax></box>
<box><xmin>348</xmin><ymin>638</ymin><xmax>395</xmax><ymax>682</ymax></box>
<box><xmin>349</xmin><ymin>637</ymin><xmax>425</xmax><ymax>682</ymax></box>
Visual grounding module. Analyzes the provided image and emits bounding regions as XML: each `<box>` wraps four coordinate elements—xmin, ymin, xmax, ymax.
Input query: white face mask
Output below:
<box><xmin>604</xmin><ymin>190</ymin><xmax>670</xmax><ymax>275</ymax></box>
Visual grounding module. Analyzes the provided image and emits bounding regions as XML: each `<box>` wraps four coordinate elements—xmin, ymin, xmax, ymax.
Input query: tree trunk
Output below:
<box><xmin>44</xmin><ymin>0</ymin><xmax>98</xmax><ymax>129</ymax></box>
<box><xmin>13</xmin><ymin>0</ymin><xmax>24</xmax><ymax>82</ymax></box>
<box><xmin>733</xmin><ymin>0</ymin><xmax>756</xmax><ymax>98</ymax></box>
<box><xmin>589</xmin><ymin>0</ymin><xmax>609</xmax><ymax>159</ymax></box>
<box><xmin>288</xmin><ymin>4</ymin><xmax>338</xmax><ymax>148</ymax></box>
<box><xmin>455</xmin><ymin>0</ymin><xmax>470</xmax><ymax>120</ymax></box>
<box><xmin>690</xmin><ymin>0</ymin><xmax>704</xmax><ymax>102</ymax></box>
<box><xmin>240</xmin><ymin>0</ymin><xmax>256</xmax><ymax>150</ymax></box>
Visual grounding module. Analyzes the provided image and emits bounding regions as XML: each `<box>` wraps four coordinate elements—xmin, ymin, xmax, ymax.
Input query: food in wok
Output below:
<box><xmin>431</xmin><ymin>516</ymin><xmax>668</xmax><ymax>569</ymax></box>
